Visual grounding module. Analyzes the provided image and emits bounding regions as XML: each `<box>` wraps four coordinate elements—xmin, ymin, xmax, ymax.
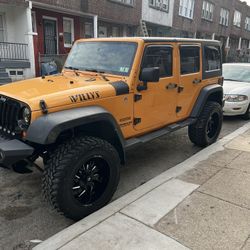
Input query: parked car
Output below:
<box><xmin>223</xmin><ymin>63</ymin><xmax>250</xmax><ymax>119</ymax></box>
<box><xmin>0</xmin><ymin>38</ymin><xmax>223</xmax><ymax>220</ymax></box>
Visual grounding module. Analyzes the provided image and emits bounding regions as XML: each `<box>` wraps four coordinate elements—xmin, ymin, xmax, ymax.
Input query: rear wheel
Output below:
<box><xmin>42</xmin><ymin>136</ymin><xmax>120</xmax><ymax>220</ymax></box>
<box><xmin>188</xmin><ymin>101</ymin><xmax>222</xmax><ymax>147</ymax></box>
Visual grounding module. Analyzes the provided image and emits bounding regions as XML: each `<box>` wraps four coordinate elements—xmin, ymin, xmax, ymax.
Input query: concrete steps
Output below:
<box><xmin>0</xmin><ymin>68</ymin><xmax>12</xmax><ymax>84</ymax></box>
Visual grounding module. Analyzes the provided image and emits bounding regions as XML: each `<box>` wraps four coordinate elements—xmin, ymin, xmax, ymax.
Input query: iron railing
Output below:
<box><xmin>0</xmin><ymin>42</ymin><xmax>28</xmax><ymax>61</ymax></box>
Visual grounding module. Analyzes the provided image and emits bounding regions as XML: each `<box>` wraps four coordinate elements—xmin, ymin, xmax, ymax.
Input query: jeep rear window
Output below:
<box><xmin>204</xmin><ymin>46</ymin><xmax>221</xmax><ymax>71</ymax></box>
<box><xmin>64</xmin><ymin>42</ymin><xmax>137</xmax><ymax>76</ymax></box>
<box><xmin>180</xmin><ymin>46</ymin><xmax>200</xmax><ymax>75</ymax></box>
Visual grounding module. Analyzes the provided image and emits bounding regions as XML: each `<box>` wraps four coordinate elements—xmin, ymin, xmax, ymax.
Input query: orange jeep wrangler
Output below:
<box><xmin>0</xmin><ymin>38</ymin><xmax>223</xmax><ymax>220</ymax></box>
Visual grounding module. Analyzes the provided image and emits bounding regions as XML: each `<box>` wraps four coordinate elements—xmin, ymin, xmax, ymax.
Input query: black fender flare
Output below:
<box><xmin>26</xmin><ymin>106</ymin><xmax>126</xmax><ymax>163</ymax></box>
<box><xmin>190</xmin><ymin>84</ymin><xmax>223</xmax><ymax>118</ymax></box>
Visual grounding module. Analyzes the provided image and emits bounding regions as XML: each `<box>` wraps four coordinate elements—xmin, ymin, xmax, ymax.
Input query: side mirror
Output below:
<box><xmin>138</xmin><ymin>67</ymin><xmax>160</xmax><ymax>91</ymax></box>
<box><xmin>140</xmin><ymin>67</ymin><xmax>160</xmax><ymax>83</ymax></box>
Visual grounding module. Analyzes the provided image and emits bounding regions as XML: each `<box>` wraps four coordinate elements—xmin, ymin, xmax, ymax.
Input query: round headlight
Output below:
<box><xmin>22</xmin><ymin>107</ymin><xmax>31</xmax><ymax>124</ymax></box>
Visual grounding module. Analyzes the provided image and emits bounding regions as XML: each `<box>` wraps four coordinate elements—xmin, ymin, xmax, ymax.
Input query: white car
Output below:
<box><xmin>223</xmin><ymin>63</ymin><xmax>250</xmax><ymax>120</ymax></box>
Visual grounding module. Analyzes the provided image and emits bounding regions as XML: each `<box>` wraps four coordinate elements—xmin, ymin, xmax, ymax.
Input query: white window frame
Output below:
<box><xmin>245</xmin><ymin>17</ymin><xmax>250</xmax><ymax>31</ymax></box>
<box><xmin>149</xmin><ymin>0</ymin><xmax>170</xmax><ymax>12</ymax></box>
<box><xmin>32</xmin><ymin>11</ymin><xmax>37</xmax><ymax>34</ymax></box>
<box><xmin>233</xmin><ymin>10</ymin><xmax>242</xmax><ymax>27</ymax></box>
<box><xmin>219</xmin><ymin>8</ymin><xmax>229</xmax><ymax>26</ymax></box>
<box><xmin>179</xmin><ymin>0</ymin><xmax>195</xmax><ymax>20</ymax></box>
<box><xmin>0</xmin><ymin>13</ymin><xmax>6</xmax><ymax>42</ymax></box>
<box><xmin>201</xmin><ymin>1</ymin><xmax>214</xmax><ymax>21</ymax></box>
<box><xmin>63</xmin><ymin>17</ymin><xmax>74</xmax><ymax>48</ymax></box>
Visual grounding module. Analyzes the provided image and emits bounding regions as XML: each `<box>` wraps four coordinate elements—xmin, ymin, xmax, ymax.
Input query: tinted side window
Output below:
<box><xmin>180</xmin><ymin>46</ymin><xmax>200</xmax><ymax>74</ymax></box>
<box><xmin>142</xmin><ymin>46</ymin><xmax>173</xmax><ymax>77</ymax></box>
<box><xmin>204</xmin><ymin>46</ymin><xmax>221</xmax><ymax>71</ymax></box>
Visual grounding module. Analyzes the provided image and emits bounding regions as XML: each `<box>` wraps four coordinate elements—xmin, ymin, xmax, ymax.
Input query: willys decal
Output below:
<box><xmin>69</xmin><ymin>91</ymin><xmax>100</xmax><ymax>103</ymax></box>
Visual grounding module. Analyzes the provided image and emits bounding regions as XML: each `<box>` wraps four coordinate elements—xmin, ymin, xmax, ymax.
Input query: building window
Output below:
<box><xmin>201</xmin><ymin>1</ymin><xmax>214</xmax><ymax>21</ymax></box>
<box><xmin>233</xmin><ymin>10</ymin><xmax>241</xmax><ymax>27</ymax></box>
<box><xmin>180</xmin><ymin>46</ymin><xmax>200</xmax><ymax>74</ymax></box>
<box><xmin>84</xmin><ymin>22</ymin><xmax>93</xmax><ymax>38</ymax></box>
<box><xmin>149</xmin><ymin>0</ymin><xmax>169</xmax><ymax>12</ymax></box>
<box><xmin>63</xmin><ymin>17</ymin><xmax>74</xmax><ymax>47</ymax></box>
<box><xmin>219</xmin><ymin>8</ymin><xmax>229</xmax><ymax>26</ymax></box>
<box><xmin>112</xmin><ymin>27</ymin><xmax>120</xmax><ymax>37</ymax></box>
<box><xmin>179</xmin><ymin>0</ymin><xmax>195</xmax><ymax>19</ymax></box>
<box><xmin>99</xmin><ymin>26</ymin><xmax>108</xmax><ymax>37</ymax></box>
<box><xmin>32</xmin><ymin>11</ymin><xmax>37</xmax><ymax>33</ymax></box>
<box><xmin>245</xmin><ymin>17</ymin><xmax>250</xmax><ymax>31</ymax></box>
<box><xmin>0</xmin><ymin>13</ymin><xmax>6</xmax><ymax>42</ymax></box>
<box><xmin>142</xmin><ymin>46</ymin><xmax>173</xmax><ymax>78</ymax></box>
<box><xmin>109</xmin><ymin>0</ymin><xmax>134</xmax><ymax>6</ymax></box>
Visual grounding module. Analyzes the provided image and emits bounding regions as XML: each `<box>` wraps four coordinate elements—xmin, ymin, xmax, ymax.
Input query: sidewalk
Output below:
<box><xmin>34</xmin><ymin>123</ymin><xmax>250</xmax><ymax>250</ymax></box>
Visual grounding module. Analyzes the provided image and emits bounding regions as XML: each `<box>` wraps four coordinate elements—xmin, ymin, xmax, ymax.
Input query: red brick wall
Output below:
<box><xmin>32</xmin><ymin>0</ymin><xmax>88</xmax><ymax>12</ymax></box>
<box><xmin>172</xmin><ymin>0</ymin><xmax>250</xmax><ymax>40</ymax></box>
<box><xmin>88</xmin><ymin>0</ymin><xmax>142</xmax><ymax>25</ymax></box>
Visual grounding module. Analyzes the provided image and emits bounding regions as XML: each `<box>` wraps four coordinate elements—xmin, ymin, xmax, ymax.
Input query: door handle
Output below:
<box><xmin>166</xmin><ymin>83</ymin><xmax>177</xmax><ymax>90</ymax></box>
<box><xmin>193</xmin><ymin>78</ymin><xmax>202</xmax><ymax>84</ymax></box>
<box><xmin>178</xmin><ymin>85</ymin><xmax>184</xmax><ymax>93</ymax></box>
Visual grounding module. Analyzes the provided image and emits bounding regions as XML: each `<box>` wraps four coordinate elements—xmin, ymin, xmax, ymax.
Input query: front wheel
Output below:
<box><xmin>42</xmin><ymin>136</ymin><xmax>120</xmax><ymax>221</ymax></box>
<box><xmin>188</xmin><ymin>101</ymin><xmax>223</xmax><ymax>147</ymax></box>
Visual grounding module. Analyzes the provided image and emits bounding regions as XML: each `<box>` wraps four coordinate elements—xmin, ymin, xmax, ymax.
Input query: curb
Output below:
<box><xmin>34</xmin><ymin>122</ymin><xmax>250</xmax><ymax>250</ymax></box>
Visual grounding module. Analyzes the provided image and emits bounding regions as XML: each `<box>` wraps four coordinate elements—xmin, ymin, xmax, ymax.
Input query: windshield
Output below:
<box><xmin>223</xmin><ymin>64</ymin><xmax>250</xmax><ymax>82</ymax></box>
<box><xmin>64</xmin><ymin>41</ymin><xmax>137</xmax><ymax>76</ymax></box>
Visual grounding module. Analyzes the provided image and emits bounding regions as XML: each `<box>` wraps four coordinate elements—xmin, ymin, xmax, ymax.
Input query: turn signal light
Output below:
<box><xmin>21</xmin><ymin>131</ymin><xmax>27</xmax><ymax>138</ymax></box>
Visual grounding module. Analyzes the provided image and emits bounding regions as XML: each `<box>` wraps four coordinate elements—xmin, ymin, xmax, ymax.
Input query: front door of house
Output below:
<box><xmin>43</xmin><ymin>19</ymin><xmax>57</xmax><ymax>54</ymax></box>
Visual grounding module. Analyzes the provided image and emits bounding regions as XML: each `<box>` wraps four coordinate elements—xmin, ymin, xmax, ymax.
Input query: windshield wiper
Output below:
<box><xmin>84</xmin><ymin>69</ymin><xmax>109</xmax><ymax>81</ymax></box>
<box><xmin>64</xmin><ymin>66</ymin><xmax>80</xmax><ymax>76</ymax></box>
<box><xmin>84</xmin><ymin>68</ymin><xmax>105</xmax><ymax>73</ymax></box>
<box><xmin>224</xmin><ymin>78</ymin><xmax>241</xmax><ymax>82</ymax></box>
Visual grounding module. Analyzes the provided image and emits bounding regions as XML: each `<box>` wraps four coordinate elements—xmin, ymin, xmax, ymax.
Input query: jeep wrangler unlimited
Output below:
<box><xmin>0</xmin><ymin>38</ymin><xmax>223</xmax><ymax>220</ymax></box>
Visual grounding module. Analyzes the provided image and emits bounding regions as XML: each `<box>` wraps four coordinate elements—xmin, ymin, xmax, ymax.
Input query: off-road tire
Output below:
<box><xmin>242</xmin><ymin>104</ymin><xmax>250</xmax><ymax>120</ymax></box>
<box><xmin>42</xmin><ymin>136</ymin><xmax>120</xmax><ymax>221</ymax></box>
<box><xmin>188</xmin><ymin>101</ymin><xmax>222</xmax><ymax>147</ymax></box>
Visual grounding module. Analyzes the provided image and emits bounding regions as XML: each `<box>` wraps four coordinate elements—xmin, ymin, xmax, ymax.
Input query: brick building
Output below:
<box><xmin>171</xmin><ymin>0</ymin><xmax>250</xmax><ymax>62</ymax></box>
<box><xmin>81</xmin><ymin>0</ymin><xmax>141</xmax><ymax>38</ymax></box>
<box><xmin>1</xmin><ymin>0</ymin><xmax>250</xmax><ymax>83</ymax></box>
<box><xmin>0</xmin><ymin>0</ymin><xmax>142</xmax><ymax>81</ymax></box>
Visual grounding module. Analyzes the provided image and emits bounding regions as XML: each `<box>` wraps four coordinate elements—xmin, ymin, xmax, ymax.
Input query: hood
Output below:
<box><xmin>223</xmin><ymin>80</ymin><xmax>250</xmax><ymax>95</ymax></box>
<box><xmin>0</xmin><ymin>73</ymin><xmax>125</xmax><ymax>111</ymax></box>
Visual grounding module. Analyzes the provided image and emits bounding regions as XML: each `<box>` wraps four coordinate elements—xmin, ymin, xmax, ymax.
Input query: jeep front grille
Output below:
<box><xmin>0</xmin><ymin>96</ymin><xmax>23</xmax><ymax>136</ymax></box>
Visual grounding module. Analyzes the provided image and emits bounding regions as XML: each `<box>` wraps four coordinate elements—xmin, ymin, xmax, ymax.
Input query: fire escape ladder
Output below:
<box><xmin>140</xmin><ymin>20</ymin><xmax>149</xmax><ymax>37</ymax></box>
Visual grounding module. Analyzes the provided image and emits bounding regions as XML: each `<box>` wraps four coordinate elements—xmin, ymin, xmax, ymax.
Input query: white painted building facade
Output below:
<box><xmin>0</xmin><ymin>2</ymin><xmax>35</xmax><ymax>82</ymax></box>
<box><xmin>141</xmin><ymin>0</ymin><xmax>174</xmax><ymax>37</ymax></box>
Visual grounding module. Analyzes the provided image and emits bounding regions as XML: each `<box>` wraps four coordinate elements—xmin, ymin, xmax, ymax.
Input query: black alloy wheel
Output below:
<box><xmin>72</xmin><ymin>157</ymin><xmax>109</xmax><ymax>205</ymax></box>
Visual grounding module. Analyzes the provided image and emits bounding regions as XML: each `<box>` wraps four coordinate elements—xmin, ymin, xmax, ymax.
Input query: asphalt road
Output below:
<box><xmin>0</xmin><ymin>117</ymin><xmax>248</xmax><ymax>250</ymax></box>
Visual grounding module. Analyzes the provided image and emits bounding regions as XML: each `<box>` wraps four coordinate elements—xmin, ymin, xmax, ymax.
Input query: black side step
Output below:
<box><xmin>125</xmin><ymin>118</ymin><xmax>196</xmax><ymax>149</ymax></box>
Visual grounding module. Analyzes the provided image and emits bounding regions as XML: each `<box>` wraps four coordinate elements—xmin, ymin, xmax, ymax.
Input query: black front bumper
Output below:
<box><xmin>0</xmin><ymin>138</ymin><xmax>34</xmax><ymax>166</ymax></box>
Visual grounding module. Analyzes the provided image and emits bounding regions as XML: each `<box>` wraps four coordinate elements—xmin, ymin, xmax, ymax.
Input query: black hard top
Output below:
<box><xmin>140</xmin><ymin>37</ymin><xmax>221</xmax><ymax>45</ymax></box>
